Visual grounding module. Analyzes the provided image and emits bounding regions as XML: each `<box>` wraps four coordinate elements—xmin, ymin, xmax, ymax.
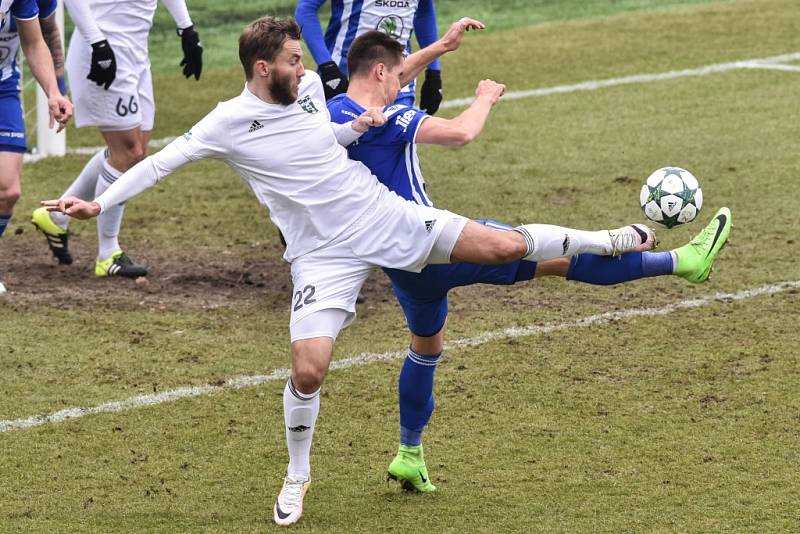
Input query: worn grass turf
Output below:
<box><xmin>3</xmin><ymin>0</ymin><xmax>800</xmax><ymax>531</ymax></box>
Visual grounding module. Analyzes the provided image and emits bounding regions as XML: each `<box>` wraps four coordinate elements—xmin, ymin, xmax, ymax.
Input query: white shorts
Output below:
<box><xmin>66</xmin><ymin>36</ymin><xmax>155</xmax><ymax>131</ymax></box>
<box><xmin>288</xmin><ymin>189</ymin><xmax>467</xmax><ymax>340</ymax></box>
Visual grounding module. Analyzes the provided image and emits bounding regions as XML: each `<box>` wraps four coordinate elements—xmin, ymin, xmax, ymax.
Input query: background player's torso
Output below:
<box><xmin>73</xmin><ymin>0</ymin><xmax>157</xmax><ymax>57</ymax></box>
<box><xmin>325</xmin><ymin>0</ymin><xmax>419</xmax><ymax>73</ymax></box>
<box><xmin>0</xmin><ymin>0</ymin><xmax>54</xmax><ymax>93</ymax></box>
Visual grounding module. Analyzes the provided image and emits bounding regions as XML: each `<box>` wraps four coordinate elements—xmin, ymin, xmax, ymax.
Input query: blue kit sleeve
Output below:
<box><xmin>295</xmin><ymin>0</ymin><xmax>334</xmax><ymax>66</ymax></box>
<box><xmin>413</xmin><ymin>0</ymin><xmax>440</xmax><ymax>71</ymax></box>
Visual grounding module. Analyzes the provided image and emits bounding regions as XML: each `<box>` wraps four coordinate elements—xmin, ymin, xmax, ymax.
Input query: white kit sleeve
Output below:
<box><xmin>96</xmin><ymin>107</ymin><xmax>231</xmax><ymax>212</ymax></box>
<box><xmin>63</xmin><ymin>0</ymin><xmax>105</xmax><ymax>44</ymax></box>
<box><xmin>94</xmin><ymin>142</ymin><xmax>192</xmax><ymax>213</ymax></box>
<box><xmin>330</xmin><ymin>121</ymin><xmax>364</xmax><ymax>147</ymax></box>
<box><xmin>160</xmin><ymin>0</ymin><xmax>193</xmax><ymax>29</ymax></box>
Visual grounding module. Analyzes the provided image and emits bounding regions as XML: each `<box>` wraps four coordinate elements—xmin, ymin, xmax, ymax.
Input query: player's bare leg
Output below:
<box><xmin>450</xmin><ymin>220</ymin><xmax>655</xmax><ymax>265</ymax></box>
<box><xmin>275</xmin><ymin>336</ymin><xmax>333</xmax><ymax>526</ymax></box>
<box><xmin>93</xmin><ymin>127</ymin><xmax>149</xmax><ymax>278</ymax></box>
<box><xmin>0</xmin><ymin>151</ymin><xmax>23</xmax><ymax>293</ymax></box>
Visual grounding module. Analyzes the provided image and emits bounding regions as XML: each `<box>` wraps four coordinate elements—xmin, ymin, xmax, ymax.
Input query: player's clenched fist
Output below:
<box><xmin>48</xmin><ymin>94</ymin><xmax>73</xmax><ymax>132</ymax></box>
<box><xmin>352</xmin><ymin>107</ymin><xmax>387</xmax><ymax>132</ymax></box>
<box><xmin>88</xmin><ymin>39</ymin><xmax>116</xmax><ymax>89</ymax></box>
<box><xmin>475</xmin><ymin>79</ymin><xmax>505</xmax><ymax>105</ymax></box>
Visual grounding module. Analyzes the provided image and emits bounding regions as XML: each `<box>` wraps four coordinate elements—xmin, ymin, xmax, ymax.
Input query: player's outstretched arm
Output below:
<box><xmin>400</xmin><ymin>17</ymin><xmax>485</xmax><ymax>88</ymax></box>
<box><xmin>161</xmin><ymin>0</ymin><xmax>203</xmax><ymax>80</ymax></box>
<box><xmin>17</xmin><ymin>18</ymin><xmax>72</xmax><ymax>130</ymax></box>
<box><xmin>416</xmin><ymin>79</ymin><xmax>504</xmax><ymax>147</ymax></box>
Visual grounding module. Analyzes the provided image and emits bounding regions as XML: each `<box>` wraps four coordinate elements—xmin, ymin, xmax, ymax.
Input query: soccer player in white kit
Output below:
<box><xmin>31</xmin><ymin>0</ymin><xmax>203</xmax><ymax>278</ymax></box>
<box><xmin>42</xmin><ymin>17</ymin><xmax>656</xmax><ymax>526</ymax></box>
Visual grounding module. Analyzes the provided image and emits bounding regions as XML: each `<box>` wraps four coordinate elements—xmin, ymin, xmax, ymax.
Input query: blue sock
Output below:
<box><xmin>0</xmin><ymin>214</ymin><xmax>10</xmax><ymax>238</ymax></box>
<box><xmin>566</xmin><ymin>251</ymin><xmax>674</xmax><ymax>285</ymax></box>
<box><xmin>399</xmin><ymin>347</ymin><xmax>441</xmax><ymax>447</ymax></box>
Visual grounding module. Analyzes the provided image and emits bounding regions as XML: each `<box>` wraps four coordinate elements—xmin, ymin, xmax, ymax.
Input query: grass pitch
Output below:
<box><xmin>4</xmin><ymin>0</ymin><xmax>800</xmax><ymax>531</ymax></box>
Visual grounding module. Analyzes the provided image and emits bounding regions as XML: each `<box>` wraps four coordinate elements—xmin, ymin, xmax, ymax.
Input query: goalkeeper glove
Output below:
<box><xmin>318</xmin><ymin>61</ymin><xmax>348</xmax><ymax>100</ymax></box>
<box><xmin>87</xmin><ymin>40</ymin><xmax>116</xmax><ymax>90</ymax></box>
<box><xmin>419</xmin><ymin>69</ymin><xmax>442</xmax><ymax>115</ymax></box>
<box><xmin>178</xmin><ymin>26</ymin><xmax>203</xmax><ymax>80</ymax></box>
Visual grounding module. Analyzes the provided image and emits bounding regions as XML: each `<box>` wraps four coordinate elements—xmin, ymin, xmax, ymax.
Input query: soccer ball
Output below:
<box><xmin>639</xmin><ymin>167</ymin><xmax>703</xmax><ymax>228</ymax></box>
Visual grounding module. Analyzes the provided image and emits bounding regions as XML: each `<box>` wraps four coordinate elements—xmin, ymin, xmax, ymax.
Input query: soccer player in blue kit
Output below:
<box><xmin>295</xmin><ymin>0</ymin><xmax>443</xmax><ymax>113</ymax></box>
<box><xmin>0</xmin><ymin>0</ymin><xmax>72</xmax><ymax>292</ymax></box>
<box><xmin>327</xmin><ymin>23</ymin><xmax>733</xmax><ymax>492</ymax></box>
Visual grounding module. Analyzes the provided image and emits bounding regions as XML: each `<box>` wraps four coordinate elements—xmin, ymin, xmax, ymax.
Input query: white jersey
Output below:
<box><xmin>70</xmin><ymin>0</ymin><xmax>156</xmax><ymax>59</ymax></box>
<box><xmin>98</xmin><ymin>71</ymin><xmax>391</xmax><ymax>261</ymax></box>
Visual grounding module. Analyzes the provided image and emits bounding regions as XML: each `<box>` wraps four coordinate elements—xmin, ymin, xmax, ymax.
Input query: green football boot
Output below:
<box><xmin>31</xmin><ymin>206</ymin><xmax>73</xmax><ymax>265</ymax></box>
<box><xmin>387</xmin><ymin>444</ymin><xmax>436</xmax><ymax>493</ymax></box>
<box><xmin>95</xmin><ymin>250</ymin><xmax>148</xmax><ymax>279</ymax></box>
<box><xmin>673</xmin><ymin>207</ymin><xmax>732</xmax><ymax>284</ymax></box>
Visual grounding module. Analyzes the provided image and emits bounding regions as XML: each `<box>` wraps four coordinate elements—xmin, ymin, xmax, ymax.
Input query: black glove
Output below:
<box><xmin>318</xmin><ymin>61</ymin><xmax>348</xmax><ymax>100</ymax></box>
<box><xmin>88</xmin><ymin>40</ymin><xmax>116</xmax><ymax>90</ymax></box>
<box><xmin>419</xmin><ymin>69</ymin><xmax>442</xmax><ymax>115</ymax></box>
<box><xmin>178</xmin><ymin>25</ymin><xmax>203</xmax><ymax>80</ymax></box>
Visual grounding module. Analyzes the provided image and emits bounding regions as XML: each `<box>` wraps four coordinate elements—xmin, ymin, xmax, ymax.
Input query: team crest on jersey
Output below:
<box><xmin>297</xmin><ymin>95</ymin><xmax>320</xmax><ymax>114</ymax></box>
<box><xmin>377</xmin><ymin>15</ymin><xmax>404</xmax><ymax>39</ymax></box>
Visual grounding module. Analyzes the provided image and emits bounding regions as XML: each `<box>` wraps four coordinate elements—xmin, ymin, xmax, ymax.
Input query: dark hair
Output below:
<box><xmin>239</xmin><ymin>16</ymin><xmax>302</xmax><ymax>80</ymax></box>
<box><xmin>347</xmin><ymin>31</ymin><xmax>405</xmax><ymax>78</ymax></box>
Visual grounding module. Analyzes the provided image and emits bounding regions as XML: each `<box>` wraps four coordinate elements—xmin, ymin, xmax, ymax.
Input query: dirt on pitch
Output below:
<box><xmin>1</xmin><ymin>231</ymin><xmax>395</xmax><ymax>311</ymax></box>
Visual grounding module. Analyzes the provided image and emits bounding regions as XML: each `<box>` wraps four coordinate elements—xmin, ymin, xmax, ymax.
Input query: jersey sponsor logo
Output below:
<box><xmin>375</xmin><ymin>0</ymin><xmax>411</xmax><ymax>8</ymax></box>
<box><xmin>339</xmin><ymin>109</ymin><xmax>359</xmax><ymax>120</ymax></box>
<box><xmin>395</xmin><ymin>109</ymin><xmax>416</xmax><ymax>132</ymax></box>
<box><xmin>297</xmin><ymin>95</ymin><xmax>320</xmax><ymax>114</ymax></box>
<box><xmin>182</xmin><ymin>131</ymin><xmax>193</xmax><ymax>140</ymax></box>
<box><xmin>248</xmin><ymin>120</ymin><xmax>263</xmax><ymax>132</ymax></box>
<box><xmin>377</xmin><ymin>15</ymin><xmax>404</xmax><ymax>39</ymax></box>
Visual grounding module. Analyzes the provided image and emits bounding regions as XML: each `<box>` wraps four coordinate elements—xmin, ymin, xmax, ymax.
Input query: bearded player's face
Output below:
<box><xmin>268</xmin><ymin>40</ymin><xmax>305</xmax><ymax>105</ymax></box>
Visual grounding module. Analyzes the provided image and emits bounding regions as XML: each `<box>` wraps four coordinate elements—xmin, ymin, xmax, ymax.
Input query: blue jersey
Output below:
<box><xmin>0</xmin><ymin>0</ymin><xmax>55</xmax><ymax>94</ymax></box>
<box><xmin>328</xmin><ymin>93</ymin><xmax>432</xmax><ymax>206</ymax></box>
<box><xmin>295</xmin><ymin>0</ymin><xmax>439</xmax><ymax>103</ymax></box>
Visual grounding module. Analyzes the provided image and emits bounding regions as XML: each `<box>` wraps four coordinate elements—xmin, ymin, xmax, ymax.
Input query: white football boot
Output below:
<box><xmin>273</xmin><ymin>476</ymin><xmax>310</xmax><ymax>526</ymax></box>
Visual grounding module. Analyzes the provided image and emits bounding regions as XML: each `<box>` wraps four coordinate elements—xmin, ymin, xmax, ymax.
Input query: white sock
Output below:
<box><xmin>51</xmin><ymin>148</ymin><xmax>108</xmax><ymax>229</ymax></box>
<box><xmin>516</xmin><ymin>224</ymin><xmax>613</xmax><ymax>261</ymax></box>
<box><xmin>95</xmin><ymin>160</ymin><xmax>125</xmax><ymax>261</ymax></box>
<box><xmin>284</xmin><ymin>378</ymin><xmax>320</xmax><ymax>481</ymax></box>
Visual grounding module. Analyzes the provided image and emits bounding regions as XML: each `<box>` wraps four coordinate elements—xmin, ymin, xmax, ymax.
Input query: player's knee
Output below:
<box><xmin>0</xmin><ymin>180</ymin><xmax>21</xmax><ymax>211</ymax></box>
<box><xmin>488</xmin><ymin>232</ymin><xmax>526</xmax><ymax>263</ymax></box>
<box><xmin>291</xmin><ymin>361</ymin><xmax>327</xmax><ymax>393</ymax></box>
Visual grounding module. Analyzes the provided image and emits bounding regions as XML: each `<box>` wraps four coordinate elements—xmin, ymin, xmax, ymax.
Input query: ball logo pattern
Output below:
<box><xmin>639</xmin><ymin>167</ymin><xmax>703</xmax><ymax>228</ymax></box>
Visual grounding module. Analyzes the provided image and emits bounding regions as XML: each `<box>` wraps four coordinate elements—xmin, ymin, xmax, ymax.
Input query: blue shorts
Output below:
<box><xmin>0</xmin><ymin>92</ymin><xmax>27</xmax><ymax>153</ymax></box>
<box><xmin>383</xmin><ymin>220</ymin><xmax>538</xmax><ymax>337</ymax></box>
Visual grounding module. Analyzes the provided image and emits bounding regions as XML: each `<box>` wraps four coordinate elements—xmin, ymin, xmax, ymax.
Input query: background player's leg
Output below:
<box><xmin>49</xmin><ymin>148</ymin><xmax>109</xmax><ymax>229</ymax></box>
<box><xmin>449</xmin><ymin>220</ymin><xmax>654</xmax><ymax>265</ymax></box>
<box><xmin>0</xmin><ymin>151</ymin><xmax>22</xmax><ymax>291</ymax></box>
<box><xmin>93</xmin><ymin>128</ymin><xmax>149</xmax><ymax>278</ymax></box>
<box><xmin>0</xmin><ymin>151</ymin><xmax>22</xmax><ymax>232</ymax></box>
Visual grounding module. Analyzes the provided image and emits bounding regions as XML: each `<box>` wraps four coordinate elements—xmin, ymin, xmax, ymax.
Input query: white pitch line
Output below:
<box><xmin>2</xmin><ymin>280</ymin><xmax>797</xmax><ymax>433</ymax></box>
<box><xmin>439</xmin><ymin>51</ymin><xmax>800</xmax><ymax>109</ymax></box>
<box><xmin>22</xmin><ymin>51</ymin><xmax>800</xmax><ymax>165</ymax></box>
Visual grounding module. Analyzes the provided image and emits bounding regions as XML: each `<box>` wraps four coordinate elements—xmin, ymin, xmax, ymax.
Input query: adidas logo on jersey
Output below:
<box><xmin>248</xmin><ymin>120</ymin><xmax>263</xmax><ymax>132</ymax></box>
<box><xmin>425</xmin><ymin>220</ymin><xmax>436</xmax><ymax>232</ymax></box>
